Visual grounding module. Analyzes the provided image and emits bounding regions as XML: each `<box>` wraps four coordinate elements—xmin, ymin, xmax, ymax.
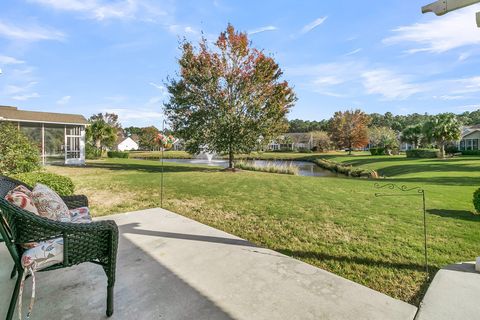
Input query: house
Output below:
<box><xmin>117</xmin><ymin>137</ymin><xmax>139</xmax><ymax>151</ymax></box>
<box><xmin>458</xmin><ymin>125</ymin><xmax>480</xmax><ymax>151</ymax></box>
<box><xmin>267</xmin><ymin>133</ymin><xmax>314</xmax><ymax>151</ymax></box>
<box><xmin>0</xmin><ymin>105</ymin><xmax>87</xmax><ymax>165</ymax></box>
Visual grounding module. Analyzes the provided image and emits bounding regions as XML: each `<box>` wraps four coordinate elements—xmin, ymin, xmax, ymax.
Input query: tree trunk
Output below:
<box><xmin>229</xmin><ymin>147</ymin><xmax>234</xmax><ymax>169</ymax></box>
<box><xmin>439</xmin><ymin>143</ymin><xmax>445</xmax><ymax>159</ymax></box>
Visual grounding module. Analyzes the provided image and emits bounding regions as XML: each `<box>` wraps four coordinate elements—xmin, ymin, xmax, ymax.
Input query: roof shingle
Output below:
<box><xmin>0</xmin><ymin>106</ymin><xmax>87</xmax><ymax>125</ymax></box>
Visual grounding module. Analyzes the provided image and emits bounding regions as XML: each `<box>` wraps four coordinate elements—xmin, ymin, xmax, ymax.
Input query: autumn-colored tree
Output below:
<box><xmin>139</xmin><ymin>126</ymin><xmax>160</xmax><ymax>150</ymax></box>
<box><xmin>165</xmin><ymin>24</ymin><xmax>297</xmax><ymax>169</ymax></box>
<box><xmin>329</xmin><ymin>110</ymin><xmax>370</xmax><ymax>154</ymax></box>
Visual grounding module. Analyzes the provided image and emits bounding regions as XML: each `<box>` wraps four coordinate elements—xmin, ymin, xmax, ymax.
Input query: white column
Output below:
<box><xmin>41</xmin><ymin>123</ymin><xmax>45</xmax><ymax>165</ymax></box>
<box><xmin>80</xmin><ymin>125</ymin><xmax>86</xmax><ymax>164</ymax></box>
<box><xmin>64</xmin><ymin>125</ymin><xmax>67</xmax><ymax>164</ymax></box>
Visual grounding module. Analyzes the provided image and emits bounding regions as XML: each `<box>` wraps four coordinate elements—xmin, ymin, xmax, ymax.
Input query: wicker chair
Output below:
<box><xmin>0</xmin><ymin>176</ymin><xmax>118</xmax><ymax>320</ymax></box>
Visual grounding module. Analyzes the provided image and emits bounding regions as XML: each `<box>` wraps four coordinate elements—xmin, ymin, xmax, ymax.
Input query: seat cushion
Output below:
<box><xmin>21</xmin><ymin>238</ymin><xmax>64</xmax><ymax>270</ymax></box>
<box><xmin>4</xmin><ymin>185</ymin><xmax>39</xmax><ymax>215</ymax></box>
<box><xmin>31</xmin><ymin>183</ymin><xmax>71</xmax><ymax>222</ymax></box>
<box><xmin>21</xmin><ymin>206</ymin><xmax>92</xmax><ymax>271</ymax></box>
<box><xmin>69</xmin><ymin>206</ymin><xmax>92</xmax><ymax>223</ymax></box>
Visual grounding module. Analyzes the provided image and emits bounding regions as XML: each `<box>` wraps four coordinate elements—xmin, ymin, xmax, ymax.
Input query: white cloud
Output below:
<box><xmin>458</xmin><ymin>52</ymin><xmax>471</xmax><ymax>61</ymax></box>
<box><xmin>57</xmin><ymin>95</ymin><xmax>71</xmax><ymax>105</ymax></box>
<box><xmin>433</xmin><ymin>95</ymin><xmax>467</xmax><ymax>101</ymax></box>
<box><xmin>301</xmin><ymin>17</ymin><xmax>327</xmax><ymax>34</ymax></box>
<box><xmin>0</xmin><ymin>20</ymin><xmax>65</xmax><ymax>41</ymax></box>
<box><xmin>103</xmin><ymin>108</ymin><xmax>163</xmax><ymax>122</ymax></box>
<box><xmin>0</xmin><ymin>55</ymin><xmax>25</xmax><ymax>65</ymax></box>
<box><xmin>248</xmin><ymin>26</ymin><xmax>277</xmax><ymax>35</ymax></box>
<box><xmin>344</xmin><ymin>48</ymin><xmax>362</xmax><ymax>56</ymax></box>
<box><xmin>167</xmin><ymin>24</ymin><xmax>198</xmax><ymax>36</ymax></box>
<box><xmin>361</xmin><ymin>69</ymin><xmax>423</xmax><ymax>100</ymax></box>
<box><xmin>383</xmin><ymin>5</ymin><xmax>480</xmax><ymax>53</ymax></box>
<box><xmin>29</xmin><ymin>0</ymin><xmax>167</xmax><ymax>21</ymax></box>
<box><xmin>12</xmin><ymin>92</ymin><xmax>40</xmax><ymax>100</ymax></box>
<box><xmin>2</xmin><ymin>81</ymin><xmax>38</xmax><ymax>95</ymax></box>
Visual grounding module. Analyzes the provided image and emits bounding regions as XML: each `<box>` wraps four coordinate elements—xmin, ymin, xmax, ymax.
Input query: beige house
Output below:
<box><xmin>0</xmin><ymin>106</ymin><xmax>87</xmax><ymax>165</ymax></box>
<box><xmin>458</xmin><ymin>126</ymin><xmax>480</xmax><ymax>151</ymax></box>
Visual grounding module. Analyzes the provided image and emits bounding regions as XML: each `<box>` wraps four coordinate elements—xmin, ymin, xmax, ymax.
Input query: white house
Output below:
<box><xmin>267</xmin><ymin>133</ymin><xmax>314</xmax><ymax>151</ymax></box>
<box><xmin>117</xmin><ymin>137</ymin><xmax>139</xmax><ymax>151</ymax></box>
<box><xmin>0</xmin><ymin>105</ymin><xmax>87</xmax><ymax>165</ymax></box>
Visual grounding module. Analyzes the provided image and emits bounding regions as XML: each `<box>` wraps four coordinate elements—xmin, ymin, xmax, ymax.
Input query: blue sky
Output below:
<box><xmin>1</xmin><ymin>0</ymin><xmax>480</xmax><ymax>127</ymax></box>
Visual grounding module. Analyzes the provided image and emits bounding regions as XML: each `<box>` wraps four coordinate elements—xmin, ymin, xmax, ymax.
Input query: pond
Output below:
<box><xmin>161</xmin><ymin>158</ymin><xmax>336</xmax><ymax>177</ymax></box>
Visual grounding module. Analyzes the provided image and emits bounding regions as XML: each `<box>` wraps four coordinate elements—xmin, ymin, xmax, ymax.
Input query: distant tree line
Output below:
<box><xmin>288</xmin><ymin>109</ymin><xmax>480</xmax><ymax>133</ymax></box>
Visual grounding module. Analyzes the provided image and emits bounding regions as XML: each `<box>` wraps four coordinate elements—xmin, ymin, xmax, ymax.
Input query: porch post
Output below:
<box><xmin>64</xmin><ymin>125</ymin><xmax>67</xmax><ymax>164</ymax></box>
<box><xmin>41</xmin><ymin>123</ymin><xmax>45</xmax><ymax>165</ymax></box>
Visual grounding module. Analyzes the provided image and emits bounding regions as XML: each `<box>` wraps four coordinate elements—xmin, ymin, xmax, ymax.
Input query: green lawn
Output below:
<box><xmin>48</xmin><ymin>154</ymin><xmax>480</xmax><ymax>305</ymax></box>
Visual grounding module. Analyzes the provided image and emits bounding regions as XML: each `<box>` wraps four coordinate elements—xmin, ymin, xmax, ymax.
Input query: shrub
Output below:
<box><xmin>0</xmin><ymin>122</ymin><xmax>41</xmax><ymax>175</ymax></box>
<box><xmin>313</xmin><ymin>159</ymin><xmax>377</xmax><ymax>178</ymax></box>
<box><xmin>236</xmin><ymin>161</ymin><xmax>298</xmax><ymax>175</ymax></box>
<box><xmin>298</xmin><ymin>147</ymin><xmax>313</xmax><ymax>153</ymax></box>
<box><xmin>86</xmin><ymin>144</ymin><xmax>102</xmax><ymax>159</ymax></box>
<box><xmin>461</xmin><ymin>150</ymin><xmax>480</xmax><ymax>156</ymax></box>
<box><xmin>370</xmin><ymin>148</ymin><xmax>386</xmax><ymax>156</ymax></box>
<box><xmin>445</xmin><ymin>144</ymin><xmax>459</xmax><ymax>155</ymax></box>
<box><xmin>11</xmin><ymin>172</ymin><xmax>75</xmax><ymax>195</ymax></box>
<box><xmin>473</xmin><ymin>188</ymin><xmax>480</xmax><ymax>214</ymax></box>
<box><xmin>406</xmin><ymin>148</ymin><xmax>439</xmax><ymax>158</ymax></box>
<box><xmin>107</xmin><ymin>151</ymin><xmax>129</xmax><ymax>158</ymax></box>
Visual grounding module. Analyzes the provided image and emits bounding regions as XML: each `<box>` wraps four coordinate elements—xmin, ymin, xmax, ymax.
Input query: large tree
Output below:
<box><xmin>311</xmin><ymin>130</ymin><xmax>332</xmax><ymax>152</ymax></box>
<box><xmin>165</xmin><ymin>24</ymin><xmax>296</xmax><ymax>169</ymax></box>
<box><xmin>423</xmin><ymin>113</ymin><xmax>462</xmax><ymax>158</ymax></box>
<box><xmin>329</xmin><ymin>109</ymin><xmax>370</xmax><ymax>154</ymax></box>
<box><xmin>369</xmin><ymin>126</ymin><xmax>399</xmax><ymax>151</ymax></box>
<box><xmin>139</xmin><ymin>126</ymin><xmax>160</xmax><ymax>150</ymax></box>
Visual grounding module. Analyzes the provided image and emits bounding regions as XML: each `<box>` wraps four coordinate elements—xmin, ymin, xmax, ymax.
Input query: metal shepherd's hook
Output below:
<box><xmin>374</xmin><ymin>183</ymin><xmax>429</xmax><ymax>278</ymax></box>
<box><xmin>160</xmin><ymin>119</ymin><xmax>166</xmax><ymax>208</ymax></box>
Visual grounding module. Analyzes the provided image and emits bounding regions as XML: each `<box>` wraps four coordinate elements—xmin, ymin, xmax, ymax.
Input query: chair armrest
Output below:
<box><xmin>61</xmin><ymin>195</ymin><xmax>89</xmax><ymax>209</ymax></box>
<box><xmin>11</xmin><ymin>206</ymin><xmax>116</xmax><ymax>245</ymax></box>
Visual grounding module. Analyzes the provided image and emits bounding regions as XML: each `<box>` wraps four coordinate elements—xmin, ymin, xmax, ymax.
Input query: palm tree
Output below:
<box><xmin>423</xmin><ymin>113</ymin><xmax>462</xmax><ymax>158</ymax></box>
<box><xmin>401</xmin><ymin>124</ymin><xmax>423</xmax><ymax>149</ymax></box>
<box><xmin>86</xmin><ymin>119</ymin><xmax>117</xmax><ymax>153</ymax></box>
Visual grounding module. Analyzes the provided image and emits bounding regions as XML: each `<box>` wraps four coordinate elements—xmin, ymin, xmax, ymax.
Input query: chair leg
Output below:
<box><xmin>10</xmin><ymin>266</ymin><xmax>16</xmax><ymax>279</ymax></box>
<box><xmin>6</xmin><ymin>269</ymin><xmax>23</xmax><ymax>320</ymax></box>
<box><xmin>106</xmin><ymin>285</ymin><xmax>114</xmax><ymax>317</ymax></box>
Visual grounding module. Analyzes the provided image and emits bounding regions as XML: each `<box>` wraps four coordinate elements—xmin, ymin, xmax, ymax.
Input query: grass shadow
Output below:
<box><xmin>277</xmin><ymin>248</ymin><xmax>437</xmax><ymax>306</ymax></box>
<box><xmin>427</xmin><ymin>209</ymin><xmax>480</xmax><ymax>221</ymax></box>
<box><xmin>393</xmin><ymin>176</ymin><xmax>480</xmax><ymax>186</ymax></box>
<box><xmin>83</xmin><ymin>162</ymin><xmax>221</xmax><ymax>173</ymax></box>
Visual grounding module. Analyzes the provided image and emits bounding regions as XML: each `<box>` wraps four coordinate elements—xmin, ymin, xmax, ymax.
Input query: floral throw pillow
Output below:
<box><xmin>4</xmin><ymin>185</ymin><xmax>39</xmax><ymax>216</ymax></box>
<box><xmin>31</xmin><ymin>183</ymin><xmax>71</xmax><ymax>222</ymax></box>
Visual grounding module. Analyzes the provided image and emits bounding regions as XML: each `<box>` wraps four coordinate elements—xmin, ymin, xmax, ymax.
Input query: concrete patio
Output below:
<box><xmin>415</xmin><ymin>262</ymin><xmax>480</xmax><ymax>320</ymax></box>
<box><xmin>0</xmin><ymin>208</ymin><xmax>418</xmax><ymax>320</ymax></box>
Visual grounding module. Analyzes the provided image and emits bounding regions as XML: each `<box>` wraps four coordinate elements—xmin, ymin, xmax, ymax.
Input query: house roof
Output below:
<box><xmin>118</xmin><ymin>137</ymin><xmax>139</xmax><ymax>146</ymax></box>
<box><xmin>0</xmin><ymin>106</ymin><xmax>88</xmax><ymax>125</ymax></box>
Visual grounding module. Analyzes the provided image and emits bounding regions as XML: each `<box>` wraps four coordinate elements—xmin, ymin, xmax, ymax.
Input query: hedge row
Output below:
<box><xmin>313</xmin><ymin>159</ymin><xmax>378</xmax><ymax>178</ymax></box>
<box><xmin>406</xmin><ymin>149</ymin><xmax>439</xmax><ymax>158</ymax></box>
<box><xmin>370</xmin><ymin>148</ymin><xmax>386</xmax><ymax>156</ymax></box>
<box><xmin>11</xmin><ymin>172</ymin><xmax>75</xmax><ymax>196</ymax></box>
<box><xmin>107</xmin><ymin>151</ymin><xmax>129</xmax><ymax>158</ymax></box>
<box><xmin>461</xmin><ymin>150</ymin><xmax>480</xmax><ymax>156</ymax></box>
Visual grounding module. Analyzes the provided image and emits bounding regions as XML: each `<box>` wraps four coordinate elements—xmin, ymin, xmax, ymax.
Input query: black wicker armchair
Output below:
<box><xmin>0</xmin><ymin>175</ymin><xmax>118</xmax><ymax>320</ymax></box>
